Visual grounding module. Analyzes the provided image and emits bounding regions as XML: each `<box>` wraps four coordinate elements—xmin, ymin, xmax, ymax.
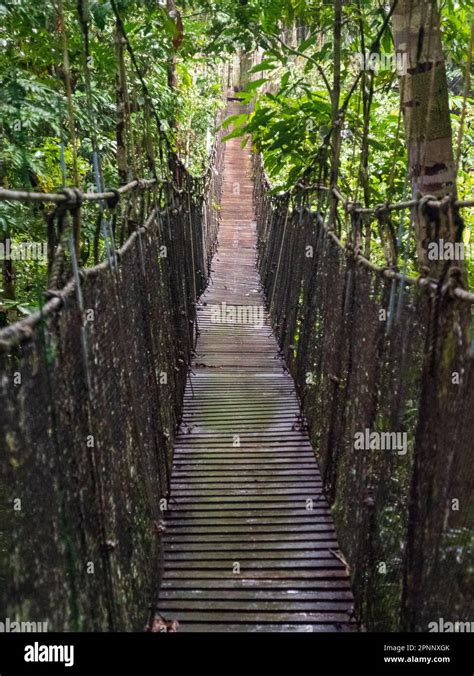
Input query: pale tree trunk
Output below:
<box><xmin>166</xmin><ymin>0</ymin><xmax>177</xmax><ymax>92</ymax></box>
<box><xmin>239</xmin><ymin>49</ymin><xmax>254</xmax><ymax>90</ymax></box>
<box><xmin>166</xmin><ymin>0</ymin><xmax>183</xmax><ymax>111</ymax></box>
<box><xmin>392</xmin><ymin>0</ymin><xmax>461</xmax><ymax>273</ymax></box>
<box><xmin>394</xmin><ymin>1</ymin><xmax>468</xmax><ymax>632</ymax></box>
<box><xmin>166</xmin><ymin>0</ymin><xmax>184</xmax><ymax>168</ymax></box>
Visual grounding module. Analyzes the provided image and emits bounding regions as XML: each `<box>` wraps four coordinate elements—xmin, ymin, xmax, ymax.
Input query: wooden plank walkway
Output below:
<box><xmin>157</xmin><ymin>102</ymin><xmax>355</xmax><ymax>632</ymax></box>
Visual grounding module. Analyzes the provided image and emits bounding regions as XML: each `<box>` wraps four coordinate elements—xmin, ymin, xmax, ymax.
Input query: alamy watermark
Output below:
<box><xmin>0</xmin><ymin>617</ymin><xmax>48</xmax><ymax>632</ymax></box>
<box><xmin>0</xmin><ymin>239</ymin><xmax>47</xmax><ymax>261</ymax></box>
<box><xmin>428</xmin><ymin>618</ymin><xmax>473</xmax><ymax>632</ymax></box>
<box><xmin>427</xmin><ymin>239</ymin><xmax>474</xmax><ymax>262</ymax></box>
<box><xmin>354</xmin><ymin>428</ymin><xmax>408</xmax><ymax>456</ymax></box>
<box><xmin>210</xmin><ymin>302</ymin><xmax>265</xmax><ymax>328</ymax></box>
<box><xmin>350</xmin><ymin>51</ymin><xmax>408</xmax><ymax>75</ymax></box>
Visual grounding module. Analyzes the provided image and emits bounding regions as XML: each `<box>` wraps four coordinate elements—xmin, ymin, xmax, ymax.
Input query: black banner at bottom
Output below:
<box><xmin>0</xmin><ymin>632</ymin><xmax>471</xmax><ymax>674</ymax></box>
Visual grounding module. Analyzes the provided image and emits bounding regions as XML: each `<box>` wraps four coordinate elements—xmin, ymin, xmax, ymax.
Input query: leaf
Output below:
<box><xmin>244</xmin><ymin>78</ymin><xmax>268</xmax><ymax>92</ymax></box>
<box><xmin>17</xmin><ymin>304</ymin><xmax>37</xmax><ymax>316</ymax></box>
<box><xmin>290</xmin><ymin>0</ymin><xmax>306</xmax><ymax>17</ymax></box>
<box><xmin>222</xmin><ymin>125</ymin><xmax>247</xmax><ymax>142</ymax></box>
<box><xmin>280</xmin><ymin>71</ymin><xmax>290</xmax><ymax>89</ymax></box>
<box><xmin>249</xmin><ymin>60</ymin><xmax>277</xmax><ymax>74</ymax></box>
<box><xmin>157</xmin><ymin>6</ymin><xmax>178</xmax><ymax>38</ymax></box>
<box><xmin>299</xmin><ymin>34</ymin><xmax>317</xmax><ymax>52</ymax></box>
<box><xmin>234</xmin><ymin>90</ymin><xmax>254</xmax><ymax>104</ymax></box>
<box><xmin>90</xmin><ymin>1</ymin><xmax>111</xmax><ymax>31</ymax></box>
<box><xmin>220</xmin><ymin>113</ymin><xmax>248</xmax><ymax>130</ymax></box>
<box><xmin>369</xmin><ymin>137</ymin><xmax>387</xmax><ymax>151</ymax></box>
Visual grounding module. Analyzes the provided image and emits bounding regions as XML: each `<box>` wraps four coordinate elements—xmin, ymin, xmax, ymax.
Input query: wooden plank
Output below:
<box><xmin>170</xmin><ymin>481</ymin><xmax>322</xmax><ymax>490</ymax></box>
<box><xmin>158</xmin><ymin>600</ymin><xmax>352</xmax><ymax>613</ymax></box>
<box><xmin>159</xmin><ymin>590</ymin><xmax>353</xmax><ymax>600</ymax></box>
<box><xmin>166</xmin><ymin>541</ymin><xmax>338</xmax><ymax>552</ymax></box>
<box><xmin>160</xmin><ymin>579</ymin><xmax>351</xmax><ymax>590</ymax></box>
<box><xmin>167</xmin><ymin>506</ymin><xmax>331</xmax><ymax>515</ymax></box>
<box><xmin>165</xmin><ymin>550</ymin><xmax>339</xmax><ymax>561</ymax></box>
<box><xmin>166</xmin><ymin>531</ymin><xmax>336</xmax><ymax>543</ymax></box>
<box><xmin>171</xmin><ymin>623</ymin><xmax>355</xmax><ymax>632</ymax></box>
<box><xmin>163</xmin><ymin>560</ymin><xmax>344</xmax><ymax>569</ymax></box>
<box><xmin>172</xmin><ymin>460</ymin><xmax>317</xmax><ymax>467</ymax></box>
<box><xmin>169</xmin><ymin>489</ymin><xmax>322</xmax><ymax>498</ymax></box>
<box><xmin>168</xmin><ymin>493</ymin><xmax>325</xmax><ymax>503</ymax></box>
<box><xmin>163</xmin><ymin>527</ymin><xmax>335</xmax><ymax>537</ymax></box>
<box><xmin>170</xmin><ymin>470</ymin><xmax>322</xmax><ymax>479</ymax></box>
<box><xmin>173</xmin><ymin>448</ymin><xmax>314</xmax><ymax>455</ymax></box>
<box><xmin>154</xmin><ymin>611</ymin><xmax>352</xmax><ymax>623</ymax></box>
<box><xmin>163</xmin><ymin>517</ymin><xmax>335</xmax><ymax>528</ymax></box>
<box><xmin>172</xmin><ymin>457</ymin><xmax>315</xmax><ymax>465</ymax></box>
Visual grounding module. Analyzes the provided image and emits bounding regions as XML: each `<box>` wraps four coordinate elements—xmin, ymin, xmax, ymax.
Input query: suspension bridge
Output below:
<box><xmin>0</xmin><ymin>76</ymin><xmax>473</xmax><ymax>632</ymax></box>
<box><xmin>154</xmin><ymin>101</ymin><xmax>355</xmax><ymax>632</ymax></box>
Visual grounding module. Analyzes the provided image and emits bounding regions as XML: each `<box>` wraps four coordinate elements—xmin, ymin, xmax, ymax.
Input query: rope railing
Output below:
<box><xmin>258</xmin><ymin>158</ymin><xmax>474</xmax><ymax>306</ymax></box>
<box><xmin>0</xmin><ymin>156</ymin><xmax>226</xmax><ymax>207</ymax></box>
<box><xmin>0</xmin><ymin>115</ymin><xmax>225</xmax><ymax>631</ymax></box>
<box><xmin>0</xmin><ymin>178</ymin><xmax>160</xmax><ymax>205</ymax></box>
<box><xmin>326</xmin><ymin>230</ymin><xmax>474</xmax><ymax>305</ymax></box>
<box><xmin>0</xmin><ymin>205</ymin><xmax>162</xmax><ymax>350</ymax></box>
<box><xmin>294</xmin><ymin>181</ymin><xmax>474</xmax><ymax>213</ymax></box>
<box><xmin>254</xmin><ymin>154</ymin><xmax>474</xmax><ymax>632</ymax></box>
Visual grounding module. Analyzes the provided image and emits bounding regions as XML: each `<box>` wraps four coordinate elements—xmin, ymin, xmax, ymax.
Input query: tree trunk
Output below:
<box><xmin>392</xmin><ymin>0</ymin><xmax>461</xmax><ymax>272</ymax></box>
<box><xmin>166</xmin><ymin>0</ymin><xmax>183</xmax><ymax>124</ymax></box>
<box><xmin>1</xmin><ymin>233</ymin><xmax>16</xmax><ymax>327</ymax></box>
<box><xmin>115</xmin><ymin>19</ymin><xmax>128</xmax><ymax>185</ymax></box>
<box><xmin>394</xmin><ymin>1</ymin><xmax>468</xmax><ymax>632</ymax></box>
<box><xmin>0</xmin><ymin>170</ymin><xmax>15</xmax><ymax>326</ymax></box>
<box><xmin>1</xmin><ymin>235</ymin><xmax>15</xmax><ymax>301</ymax></box>
<box><xmin>166</xmin><ymin>0</ymin><xmax>184</xmax><ymax>176</ymax></box>
<box><xmin>329</xmin><ymin>0</ymin><xmax>343</xmax><ymax>232</ymax></box>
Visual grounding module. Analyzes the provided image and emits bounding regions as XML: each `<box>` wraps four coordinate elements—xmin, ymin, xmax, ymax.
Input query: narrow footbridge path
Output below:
<box><xmin>157</xmin><ymin>103</ymin><xmax>355</xmax><ymax>632</ymax></box>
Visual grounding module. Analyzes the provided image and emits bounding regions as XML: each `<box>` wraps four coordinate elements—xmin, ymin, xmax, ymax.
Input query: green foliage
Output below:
<box><xmin>0</xmin><ymin>0</ymin><xmax>224</xmax><ymax>319</ymax></box>
<box><xmin>217</xmin><ymin>0</ymin><xmax>473</xmax><ymax>284</ymax></box>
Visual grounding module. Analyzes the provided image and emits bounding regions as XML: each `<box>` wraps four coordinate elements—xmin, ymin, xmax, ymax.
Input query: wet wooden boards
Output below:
<box><xmin>157</xmin><ymin>102</ymin><xmax>355</xmax><ymax>633</ymax></box>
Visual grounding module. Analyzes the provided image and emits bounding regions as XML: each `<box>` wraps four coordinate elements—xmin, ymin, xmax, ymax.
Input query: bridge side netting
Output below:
<box><xmin>0</xmin><ymin>162</ymin><xmax>223</xmax><ymax>631</ymax></box>
<box><xmin>254</xmin><ymin>160</ymin><xmax>474</xmax><ymax>631</ymax></box>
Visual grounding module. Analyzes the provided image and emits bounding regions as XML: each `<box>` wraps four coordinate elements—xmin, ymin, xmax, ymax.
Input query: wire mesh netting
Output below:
<box><xmin>254</xmin><ymin>159</ymin><xmax>474</xmax><ymax>632</ymax></box>
<box><xmin>0</xmin><ymin>156</ymin><xmax>223</xmax><ymax>631</ymax></box>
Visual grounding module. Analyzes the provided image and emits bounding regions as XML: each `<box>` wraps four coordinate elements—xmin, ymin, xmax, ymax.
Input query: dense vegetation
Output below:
<box><xmin>0</xmin><ymin>0</ymin><xmax>223</xmax><ymax>322</ymax></box>
<box><xmin>220</xmin><ymin>0</ymin><xmax>473</xmax><ymax>278</ymax></box>
<box><xmin>0</xmin><ymin>0</ymin><xmax>473</xmax><ymax>323</ymax></box>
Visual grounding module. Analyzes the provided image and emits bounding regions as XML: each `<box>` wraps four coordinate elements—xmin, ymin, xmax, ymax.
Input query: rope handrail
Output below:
<box><xmin>257</xmin><ymin>158</ymin><xmax>474</xmax><ymax>305</ymax></box>
<box><xmin>0</xmin><ymin>126</ymin><xmax>225</xmax><ymax>205</ymax></box>
<box><xmin>326</xmin><ymin>229</ymin><xmax>474</xmax><ymax>304</ymax></box>
<box><xmin>260</xmin><ymin>165</ymin><xmax>473</xmax><ymax>213</ymax></box>
<box><xmin>4</xmin><ymin>174</ymin><xmax>471</xmax><ymax>214</ymax></box>
<box><xmin>0</xmin><ymin>205</ymin><xmax>161</xmax><ymax>351</ymax></box>
<box><xmin>288</xmin><ymin>181</ymin><xmax>474</xmax><ymax>213</ymax></box>
<box><xmin>0</xmin><ymin>177</ymin><xmax>161</xmax><ymax>204</ymax></box>
<box><xmin>0</xmin><ymin>98</ymin><xmax>227</xmax><ymax>351</ymax></box>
